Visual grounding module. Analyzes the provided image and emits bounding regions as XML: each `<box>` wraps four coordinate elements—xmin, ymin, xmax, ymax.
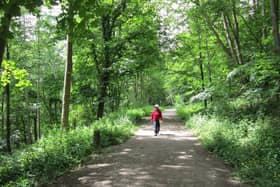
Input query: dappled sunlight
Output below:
<box><xmin>54</xmin><ymin>109</ymin><xmax>248</xmax><ymax>187</ymax></box>
<box><xmin>177</xmin><ymin>154</ymin><xmax>193</xmax><ymax>160</ymax></box>
<box><xmin>160</xmin><ymin>164</ymin><xmax>191</xmax><ymax>169</ymax></box>
<box><xmin>86</xmin><ymin>163</ymin><xmax>112</xmax><ymax>169</ymax></box>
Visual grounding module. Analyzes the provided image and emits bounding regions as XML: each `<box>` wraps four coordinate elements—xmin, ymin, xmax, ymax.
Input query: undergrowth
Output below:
<box><xmin>177</xmin><ymin>102</ymin><xmax>280</xmax><ymax>187</ymax></box>
<box><xmin>0</xmin><ymin>107</ymin><xmax>149</xmax><ymax>186</ymax></box>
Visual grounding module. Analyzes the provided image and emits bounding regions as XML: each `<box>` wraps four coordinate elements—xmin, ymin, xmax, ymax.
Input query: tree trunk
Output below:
<box><xmin>0</xmin><ymin>13</ymin><xmax>12</xmax><ymax>69</ymax></box>
<box><xmin>36</xmin><ymin>107</ymin><xmax>40</xmax><ymax>139</ymax></box>
<box><xmin>34</xmin><ymin>117</ymin><xmax>38</xmax><ymax>141</ymax></box>
<box><xmin>134</xmin><ymin>74</ymin><xmax>138</xmax><ymax>104</ymax></box>
<box><xmin>1</xmin><ymin>90</ymin><xmax>4</xmax><ymax>139</ymax></box>
<box><xmin>22</xmin><ymin>116</ymin><xmax>27</xmax><ymax>144</ymax></box>
<box><xmin>199</xmin><ymin>50</ymin><xmax>207</xmax><ymax>108</ymax></box>
<box><xmin>55</xmin><ymin>100</ymin><xmax>58</xmax><ymax>123</ymax></box>
<box><xmin>198</xmin><ymin>29</ymin><xmax>207</xmax><ymax>108</ymax></box>
<box><xmin>140</xmin><ymin>73</ymin><xmax>144</xmax><ymax>105</ymax></box>
<box><xmin>231</xmin><ymin>4</ymin><xmax>243</xmax><ymax>64</ymax></box>
<box><xmin>97</xmin><ymin>73</ymin><xmax>109</xmax><ymax>119</ymax></box>
<box><xmin>5</xmin><ymin>83</ymin><xmax>11</xmax><ymax>153</ymax></box>
<box><xmin>262</xmin><ymin>0</ymin><xmax>268</xmax><ymax>39</ymax></box>
<box><xmin>206</xmin><ymin>37</ymin><xmax>213</xmax><ymax>102</ymax></box>
<box><xmin>61</xmin><ymin>35</ymin><xmax>73</xmax><ymax>129</ymax></box>
<box><xmin>222</xmin><ymin>11</ymin><xmax>237</xmax><ymax>64</ymax></box>
<box><xmin>36</xmin><ymin>22</ymin><xmax>41</xmax><ymax>138</ymax></box>
<box><xmin>97</xmin><ymin>15</ymin><xmax>112</xmax><ymax>119</ymax></box>
<box><xmin>270</xmin><ymin>0</ymin><xmax>280</xmax><ymax>55</ymax></box>
<box><xmin>5</xmin><ymin>43</ymin><xmax>11</xmax><ymax>153</ymax></box>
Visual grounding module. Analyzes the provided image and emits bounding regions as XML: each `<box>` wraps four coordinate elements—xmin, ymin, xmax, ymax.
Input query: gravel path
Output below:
<box><xmin>53</xmin><ymin>109</ymin><xmax>248</xmax><ymax>187</ymax></box>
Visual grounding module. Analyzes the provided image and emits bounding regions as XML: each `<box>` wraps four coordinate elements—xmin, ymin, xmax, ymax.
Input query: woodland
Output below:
<box><xmin>0</xmin><ymin>0</ymin><xmax>280</xmax><ymax>186</ymax></box>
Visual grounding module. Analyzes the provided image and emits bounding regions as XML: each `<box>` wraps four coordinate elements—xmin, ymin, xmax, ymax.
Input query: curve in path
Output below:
<box><xmin>53</xmin><ymin>109</ymin><xmax>248</xmax><ymax>187</ymax></box>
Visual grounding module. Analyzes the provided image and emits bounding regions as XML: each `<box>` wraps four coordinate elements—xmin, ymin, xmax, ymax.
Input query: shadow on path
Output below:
<box><xmin>52</xmin><ymin>109</ymin><xmax>248</xmax><ymax>187</ymax></box>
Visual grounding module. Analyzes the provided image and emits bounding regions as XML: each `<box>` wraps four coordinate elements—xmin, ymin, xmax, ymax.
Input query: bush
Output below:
<box><xmin>179</xmin><ymin>104</ymin><xmax>280</xmax><ymax>186</ymax></box>
<box><xmin>176</xmin><ymin>103</ymin><xmax>204</xmax><ymax>120</ymax></box>
<box><xmin>0</xmin><ymin>107</ymin><xmax>147</xmax><ymax>186</ymax></box>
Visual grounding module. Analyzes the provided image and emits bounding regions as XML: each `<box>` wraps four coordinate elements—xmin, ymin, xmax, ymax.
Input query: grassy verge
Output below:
<box><xmin>0</xmin><ymin>107</ymin><xmax>148</xmax><ymax>187</ymax></box>
<box><xmin>177</xmin><ymin>103</ymin><xmax>280</xmax><ymax>187</ymax></box>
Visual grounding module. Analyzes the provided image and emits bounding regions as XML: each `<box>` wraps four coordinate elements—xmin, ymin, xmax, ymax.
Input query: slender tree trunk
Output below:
<box><xmin>22</xmin><ymin>116</ymin><xmax>27</xmax><ymax>144</ymax></box>
<box><xmin>198</xmin><ymin>30</ymin><xmax>207</xmax><ymax>108</ymax></box>
<box><xmin>262</xmin><ymin>0</ymin><xmax>268</xmax><ymax>39</ymax></box>
<box><xmin>5</xmin><ymin>83</ymin><xmax>11</xmax><ymax>153</ymax></box>
<box><xmin>140</xmin><ymin>73</ymin><xmax>144</xmax><ymax>105</ymax></box>
<box><xmin>36</xmin><ymin>107</ymin><xmax>40</xmax><ymax>139</ymax></box>
<box><xmin>5</xmin><ymin>44</ymin><xmax>11</xmax><ymax>153</ymax></box>
<box><xmin>61</xmin><ymin>35</ymin><xmax>73</xmax><ymax>129</ymax></box>
<box><xmin>97</xmin><ymin>73</ymin><xmax>109</xmax><ymax>119</ymax></box>
<box><xmin>270</xmin><ymin>0</ymin><xmax>280</xmax><ymax>55</ymax></box>
<box><xmin>222</xmin><ymin>12</ymin><xmax>237</xmax><ymax>64</ymax></box>
<box><xmin>134</xmin><ymin>74</ymin><xmax>138</xmax><ymax>104</ymax></box>
<box><xmin>199</xmin><ymin>51</ymin><xmax>207</xmax><ymax>108</ymax></box>
<box><xmin>0</xmin><ymin>13</ymin><xmax>12</xmax><ymax>69</ymax></box>
<box><xmin>231</xmin><ymin>5</ymin><xmax>243</xmax><ymax>64</ymax></box>
<box><xmin>55</xmin><ymin>100</ymin><xmax>58</xmax><ymax>123</ymax></box>
<box><xmin>48</xmin><ymin>100</ymin><xmax>53</xmax><ymax>124</ymax></box>
<box><xmin>97</xmin><ymin>15</ymin><xmax>112</xmax><ymax>119</ymax></box>
<box><xmin>206</xmin><ymin>38</ymin><xmax>213</xmax><ymax>102</ymax></box>
<box><xmin>34</xmin><ymin>117</ymin><xmax>37</xmax><ymax>140</ymax></box>
<box><xmin>36</xmin><ymin>21</ymin><xmax>41</xmax><ymax>138</ymax></box>
<box><xmin>1</xmin><ymin>91</ymin><xmax>4</xmax><ymax>139</ymax></box>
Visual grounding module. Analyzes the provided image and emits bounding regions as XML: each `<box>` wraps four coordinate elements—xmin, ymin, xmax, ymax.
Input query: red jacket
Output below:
<box><xmin>151</xmin><ymin>109</ymin><xmax>163</xmax><ymax>121</ymax></box>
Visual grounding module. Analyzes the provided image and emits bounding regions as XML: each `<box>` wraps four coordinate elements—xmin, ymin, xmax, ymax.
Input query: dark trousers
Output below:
<box><xmin>153</xmin><ymin>120</ymin><xmax>160</xmax><ymax>134</ymax></box>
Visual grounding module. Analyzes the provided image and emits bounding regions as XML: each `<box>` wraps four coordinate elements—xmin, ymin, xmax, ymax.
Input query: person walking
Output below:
<box><xmin>151</xmin><ymin>104</ymin><xmax>163</xmax><ymax>136</ymax></box>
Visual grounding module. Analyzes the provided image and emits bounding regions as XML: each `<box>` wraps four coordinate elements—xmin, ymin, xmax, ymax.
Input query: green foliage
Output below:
<box><xmin>178</xmin><ymin>104</ymin><xmax>280</xmax><ymax>186</ymax></box>
<box><xmin>176</xmin><ymin>102</ymin><xmax>203</xmax><ymax>121</ymax></box>
<box><xmin>0</xmin><ymin>107</ymin><xmax>148</xmax><ymax>186</ymax></box>
<box><xmin>70</xmin><ymin>104</ymin><xmax>95</xmax><ymax>126</ymax></box>
<box><xmin>0</xmin><ymin>60</ymin><xmax>31</xmax><ymax>90</ymax></box>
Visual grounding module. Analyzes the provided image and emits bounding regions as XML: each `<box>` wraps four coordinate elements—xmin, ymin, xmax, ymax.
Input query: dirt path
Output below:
<box><xmin>53</xmin><ymin>109</ymin><xmax>248</xmax><ymax>187</ymax></box>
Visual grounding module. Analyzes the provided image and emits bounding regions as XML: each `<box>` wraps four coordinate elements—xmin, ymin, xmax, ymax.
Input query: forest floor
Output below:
<box><xmin>52</xmin><ymin>109</ymin><xmax>249</xmax><ymax>187</ymax></box>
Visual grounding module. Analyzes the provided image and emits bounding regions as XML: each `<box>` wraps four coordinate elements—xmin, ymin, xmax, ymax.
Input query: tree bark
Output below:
<box><xmin>134</xmin><ymin>74</ymin><xmax>138</xmax><ymax>103</ymax></box>
<box><xmin>97</xmin><ymin>73</ymin><xmax>110</xmax><ymax>119</ymax></box>
<box><xmin>270</xmin><ymin>0</ymin><xmax>280</xmax><ymax>55</ymax></box>
<box><xmin>206</xmin><ymin>37</ymin><xmax>213</xmax><ymax>102</ymax></box>
<box><xmin>97</xmin><ymin>15</ymin><xmax>112</xmax><ymax>119</ymax></box>
<box><xmin>22</xmin><ymin>116</ymin><xmax>27</xmax><ymax>144</ymax></box>
<box><xmin>5</xmin><ymin>44</ymin><xmax>11</xmax><ymax>153</ymax></box>
<box><xmin>198</xmin><ymin>34</ymin><xmax>207</xmax><ymax>108</ymax></box>
<box><xmin>1</xmin><ymin>90</ymin><xmax>4</xmax><ymax>139</ymax></box>
<box><xmin>61</xmin><ymin>35</ymin><xmax>73</xmax><ymax>129</ymax></box>
<box><xmin>0</xmin><ymin>13</ymin><xmax>12</xmax><ymax>69</ymax></box>
<box><xmin>34</xmin><ymin>117</ymin><xmax>38</xmax><ymax>140</ymax></box>
<box><xmin>5</xmin><ymin>83</ymin><xmax>11</xmax><ymax>153</ymax></box>
<box><xmin>231</xmin><ymin>4</ymin><xmax>243</xmax><ymax>64</ymax></box>
<box><xmin>222</xmin><ymin>11</ymin><xmax>237</xmax><ymax>63</ymax></box>
<box><xmin>262</xmin><ymin>0</ymin><xmax>268</xmax><ymax>39</ymax></box>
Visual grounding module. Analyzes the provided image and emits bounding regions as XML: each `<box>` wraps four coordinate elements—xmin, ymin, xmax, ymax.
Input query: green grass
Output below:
<box><xmin>177</xmin><ymin>103</ymin><xmax>280</xmax><ymax>187</ymax></box>
<box><xmin>0</xmin><ymin>107</ymin><xmax>148</xmax><ymax>187</ymax></box>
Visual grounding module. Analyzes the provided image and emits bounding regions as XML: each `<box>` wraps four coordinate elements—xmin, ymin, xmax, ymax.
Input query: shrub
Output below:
<box><xmin>0</xmin><ymin>107</ymin><xmax>147</xmax><ymax>186</ymax></box>
<box><xmin>179</xmin><ymin>104</ymin><xmax>280</xmax><ymax>186</ymax></box>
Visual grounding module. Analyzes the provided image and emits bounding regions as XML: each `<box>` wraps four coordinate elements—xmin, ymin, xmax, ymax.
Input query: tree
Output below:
<box><xmin>270</xmin><ymin>0</ymin><xmax>280</xmax><ymax>55</ymax></box>
<box><xmin>0</xmin><ymin>1</ymin><xmax>43</xmax><ymax>69</ymax></box>
<box><xmin>59</xmin><ymin>0</ymin><xmax>82</xmax><ymax>129</ymax></box>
